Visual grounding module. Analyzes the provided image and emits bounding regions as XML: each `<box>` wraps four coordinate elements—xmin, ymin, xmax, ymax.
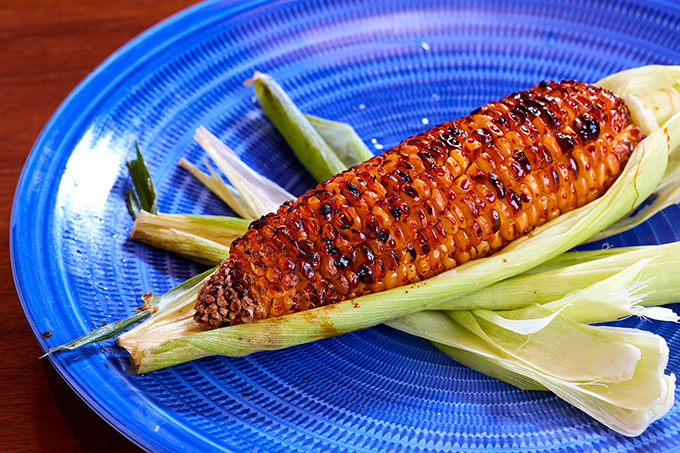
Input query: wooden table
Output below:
<box><xmin>1</xmin><ymin>1</ymin><xmax>197</xmax><ymax>451</ymax></box>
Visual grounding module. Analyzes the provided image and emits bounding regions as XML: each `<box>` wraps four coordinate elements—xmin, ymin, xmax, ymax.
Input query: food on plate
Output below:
<box><xmin>194</xmin><ymin>80</ymin><xmax>643</xmax><ymax>328</ymax></box>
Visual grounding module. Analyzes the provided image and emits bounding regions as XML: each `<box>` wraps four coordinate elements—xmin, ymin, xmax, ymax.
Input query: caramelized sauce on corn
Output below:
<box><xmin>194</xmin><ymin>80</ymin><xmax>644</xmax><ymax>328</ymax></box>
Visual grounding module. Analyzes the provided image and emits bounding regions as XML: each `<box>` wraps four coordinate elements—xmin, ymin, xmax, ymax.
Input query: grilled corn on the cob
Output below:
<box><xmin>194</xmin><ymin>80</ymin><xmax>643</xmax><ymax>328</ymax></box>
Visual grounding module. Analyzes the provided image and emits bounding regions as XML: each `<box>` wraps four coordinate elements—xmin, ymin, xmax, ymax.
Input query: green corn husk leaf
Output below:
<box><xmin>43</xmin><ymin>309</ymin><xmax>156</xmax><ymax>357</ymax></box>
<box><xmin>118</xmin><ymin>270</ymin><xmax>215</xmax><ymax>361</ymax></box>
<box><xmin>442</xmin><ymin>261</ymin><xmax>665</xmax><ymax>383</ymax></box>
<box><xmin>129</xmin><ymin>211</ymin><xmax>248</xmax><ymax>265</ymax></box>
<box><xmin>433</xmin><ymin>336</ymin><xmax>675</xmax><ymax>438</ymax></box>
<box><xmin>597</xmin><ymin>65</ymin><xmax>680</xmax><ymax>135</ymax></box>
<box><xmin>586</xmin><ymin>66</ymin><xmax>680</xmax><ymax>243</ymax></box>
<box><xmin>249</xmin><ymin>72</ymin><xmax>349</xmax><ymax>182</ymax></box>
<box><xmin>388</xmin><ymin>271</ymin><xmax>676</xmax><ymax>438</ymax></box>
<box><xmin>126</xmin><ymin>143</ymin><xmax>158</xmax><ymax>217</ymax></box>
<box><xmin>45</xmin><ymin>269</ymin><xmax>214</xmax><ymax>357</ymax></box>
<box><xmin>445</xmin><ymin>241</ymin><xmax>680</xmax><ymax>312</ymax></box>
<box><xmin>304</xmin><ymin>113</ymin><xmax>374</xmax><ymax>166</ymax></box>
<box><xmin>584</xmin><ymin>150</ymin><xmax>680</xmax><ymax>243</ymax></box>
<box><xmin>180</xmin><ymin>126</ymin><xmax>295</xmax><ymax>220</ymax></box>
<box><xmin>534</xmin><ymin>258</ymin><xmax>678</xmax><ymax>324</ymax></box>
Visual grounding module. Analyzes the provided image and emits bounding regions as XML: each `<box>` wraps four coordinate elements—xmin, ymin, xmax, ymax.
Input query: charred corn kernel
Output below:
<box><xmin>194</xmin><ymin>80</ymin><xmax>644</xmax><ymax>328</ymax></box>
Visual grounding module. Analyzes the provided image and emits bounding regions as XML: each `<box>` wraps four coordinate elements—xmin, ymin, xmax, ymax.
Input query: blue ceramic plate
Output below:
<box><xmin>11</xmin><ymin>0</ymin><xmax>680</xmax><ymax>451</ymax></box>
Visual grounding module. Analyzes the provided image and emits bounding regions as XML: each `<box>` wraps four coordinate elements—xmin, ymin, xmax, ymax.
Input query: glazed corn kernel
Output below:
<box><xmin>194</xmin><ymin>80</ymin><xmax>643</xmax><ymax>328</ymax></box>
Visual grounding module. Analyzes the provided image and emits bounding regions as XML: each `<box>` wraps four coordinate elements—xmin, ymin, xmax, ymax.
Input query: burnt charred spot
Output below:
<box><xmin>345</xmin><ymin>183</ymin><xmax>361</xmax><ymax>198</ymax></box>
<box><xmin>440</xmin><ymin>133</ymin><xmax>461</xmax><ymax>148</ymax></box>
<box><xmin>510</xmin><ymin>105</ymin><xmax>529</xmax><ymax>121</ymax></box>
<box><xmin>275</xmin><ymin>227</ymin><xmax>294</xmax><ymax>243</ymax></box>
<box><xmin>522</xmin><ymin>100</ymin><xmax>543</xmax><ymax>118</ymax></box>
<box><xmin>300</xmin><ymin>261</ymin><xmax>315</xmax><ymax>279</ymax></box>
<box><xmin>538</xmin><ymin>80</ymin><xmax>553</xmax><ymax>89</ymax></box>
<box><xmin>493</xmin><ymin>116</ymin><xmax>508</xmax><ymax>127</ymax></box>
<box><xmin>365</xmin><ymin>219</ymin><xmax>378</xmax><ymax>237</ymax></box>
<box><xmin>513</xmin><ymin>150</ymin><xmax>532</xmax><ymax>173</ymax></box>
<box><xmin>473</xmin><ymin>128</ymin><xmax>493</xmax><ymax>145</ymax></box>
<box><xmin>523</xmin><ymin>104</ymin><xmax>541</xmax><ymax>117</ymax></box>
<box><xmin>390</xmin><ymin>250</ymin><xmax>400</xmax><ymax>264</ymax></box>
<box><xmin>394</xmin><ymin>169</ymin><xmax>412</xmax><ymax>183</ymax></box>
<box><xmin>407</xmin><ymin>246</ymin><xmax>417</xmax><ymax>259</ymax></box>
<box><xmin>291</xmin><ymin>219</ymin><xmax>304</xmax><ymax>231</ymax></box>
<box><xmin>525</xmin><ymin>99</ymin><xmax>559</xmax><ymax>127</ymax></box>
<box><xmin>428</xmin><ymin>146</ymin><xmax>445</xmax><ymax>159</ymax></box>
<box><xmin>319</xmin><ymin>203</ymin><xmax>333</xmax><ymax>217</ymax></box>
<box><xmin>488</xmin><ymin>172</ymin><xmax>506</xmax><ymax>198</ymax></box>
<box><xmin>249</xmin><ymin>216</ymin><xmax>268</xmax><ymax>230</ymax></box>
<box><xmin>491</xmin><ymin>209</ymin><xmax>501</xmax><ymax>233</ymax></box>
<box><xmin>541</xmin><ymin>145</ymin><xmax>553</xmax><ymax>163</ymax></box>
<box><xmin>334</xmin><ymin>255</ymin><xmax>350</xmax><ymax>269</ymax></box>
<box><xmin>421</xmin><ymin>243</ymin><xmax>431</xmax><ymax>254</ymax></box>
<box><xmin>338</xmin><ymin>214</ymin><xmax>351</xmax><ymax>229</ymax></box>
<box><xmin>403</xmin><ymin>186</ymin><xmax>418</xmax><ymax>199</ymax></box>
<box><xmin>321</xmin><ymin>237</ymin><xmax>339</xmax><ymax>255</ymax></box>
<box><xmin>390</xmin><ymin>205</ymin><xmax>402</xmax><ymax>219</ymax></box>
<box><xmin>551</xmin><ymin>167</ymin><xmax>560</xmax><ymax>188</ymax></box>
<box><xmin>313</xmin><ymin>189</ymin><xmax>332</xmax><ymax>198</ymax></box>
<box><xmin>508</xmin><ymin>190</ymin><xmax>522</xmax><ymax>212</ymax></box>
<box><xmin>510</xmin><ymin>162</ymin><xmax>525</xmax><ymax>178</ymax></box>
<box><xmin>399</xmin><ymin>161</ymin><xmax>414</xmax><ymax>171</ymax></box>
<box><xmin>418</xmin><ymin>151</ymin><xmax>437</xmax><ymax>170</ymax></box>
<box><xmin>307</xmin><ymin>252</ymin><xmax>321</xmax><ymax>267</ymax></box>
<box><xmin>471</xmin><ymin>171</ymin><xmax>487</xmax><ymax>183</ymax></box>
<box><xmin>290</xmin><ymin>241</ymin><xmax>305</xmax><ymax>257</ymax></box>
<box><xmin>430</xmin><ymin>139</ymin><xmax>445</xmax><ymax>150</ymax></box>
<box><xmin>448</xmin><ymin>127</ymin><xmax>465</xmax><ymax>136</ymax></box>
<box><xmin>520</xmin><ymin>192</ymin><xmax>531</xmax><ymax>203</ymax></box>
<box><xmin>361</xmin><ymin>244</ymin><xmax>376</xmax><ymax>264</ymax></box>
<box><xmin>377</xmin><ymin>229</ymin><xmax>390</xmax><ymax>242</ymax></box>
<box><xmin>299</xmin><ymin>239</ymin><xmax>314</xmax><ymax>254</ymax></box>
<box><xmin>357</xmin><ymin>265</ymin><xmax>374</xmax><ymax>284</ymax></box>
<box><xmin>474</xmin><ymin>224</ymin><xmax>483</xmax><ymax>238</ymax></box>
<box><xmin>574</xmin><ymin>113</ymin><xmax>600</xmax><ymax>142</ymax></box>
<box><xmin>544</xmin><ymin>108</ymin><xmax>560</xmax><ymax>127</ymax></box>
<box><xmin>287</xmin><ymin>205</ymin><xmax>294</xmax><ymax>213</ymax></box>
<box><xmin>569</xmin><ymin>155</ymin><xmax>580</xmax><ymax>178</ymax></box>
<box><xmin>555</xmin><ymin>132</ymin><xmax>575</xmax><ymax>153</ymax></box>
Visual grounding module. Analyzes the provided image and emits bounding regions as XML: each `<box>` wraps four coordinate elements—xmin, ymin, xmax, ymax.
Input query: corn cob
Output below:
<box><xmin>194</xmin><ymin>80</ymin><xmax>643</xmax><ymax>328</ymax></box>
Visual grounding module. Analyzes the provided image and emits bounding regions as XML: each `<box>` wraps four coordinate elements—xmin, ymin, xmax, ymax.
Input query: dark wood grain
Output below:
<box><xmin>0</xmin><ymin>1</ymin><xmax>197</xmax><ymax>451</ymax></box>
